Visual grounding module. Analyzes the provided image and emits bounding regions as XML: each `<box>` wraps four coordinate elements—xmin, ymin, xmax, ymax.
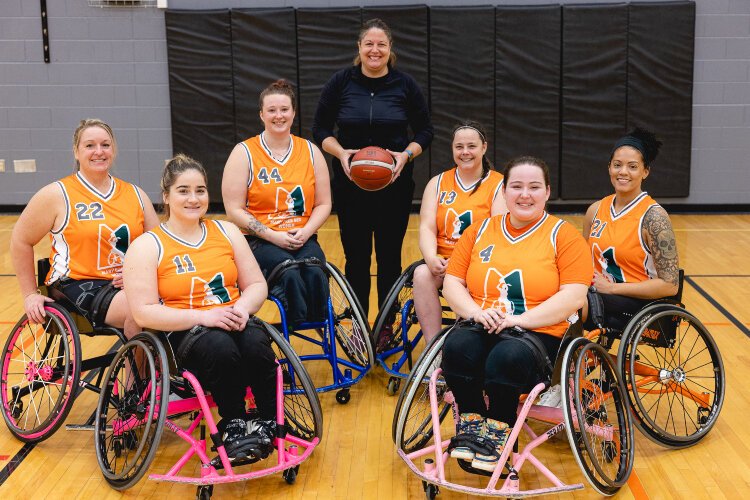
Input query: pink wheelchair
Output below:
<box><xmin>393</xmin><ymin>325</ymin><xmax>635</xmax><ymax>498</ymax></box>
<box><xmin>93</xmin><ymin>319</ymin><xmax>322</xmax><ymax>499</ymax></box>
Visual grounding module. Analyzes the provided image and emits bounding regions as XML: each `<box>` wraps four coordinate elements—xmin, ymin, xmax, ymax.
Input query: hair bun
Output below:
<box><xmin>628</xmin><ymin>127</ymin><xmax>663</xmax><ymax>165</ymax></box>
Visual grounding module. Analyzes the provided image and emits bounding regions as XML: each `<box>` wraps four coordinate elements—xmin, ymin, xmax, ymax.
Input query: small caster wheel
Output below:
<box><xmin>335</xmin><ymin>389</ymin><xmax>351</xmax><ymax>404</ymax></box>
<box><xmin>196</xmin><ymin>484</ymin><xmax>213</xmax><ymax>499</ymax></box>
<box><xmin>697</xmin><ymin>407</ymin><xmax>710</xmax><ymax>425</ymax></box>
<box><xmin>602</xmin><ymin>440</ymin><xmax>617</xmax><ymax>463</ymax></box>
<box><xmin>424</xmin><ymin>483</ymin><xmax>439</xmax><ymax>499</ymax></box>
<box><xmin>11</xmin><ymin>401</ymin><xmax>23</xmax><ymax>419</ymax></box>
<box><xmin>113</xmin><ymin>438</ymin><xmax>123</xmax><ymax>458</ymax></box>
<box><xmin>283</xmin><ymin>465</ymin><xmax>299</xmax><ymax>484</ymax></box>
<box><xmin>386</xmin><ymin>376</ymin><xmax>400</xmax><ymax>396</ymax></box>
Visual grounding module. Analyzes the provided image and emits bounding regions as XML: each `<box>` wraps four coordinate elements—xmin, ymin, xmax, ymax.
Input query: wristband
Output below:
<box><xmin>405</xmin><ymin>149</ymin><xmax>414</xmax><ymax>162</ymax></box>
<box><xmin>24</xmin><ymin>288</ymin><xmax>41</xmax><ymax>299</ymax></box>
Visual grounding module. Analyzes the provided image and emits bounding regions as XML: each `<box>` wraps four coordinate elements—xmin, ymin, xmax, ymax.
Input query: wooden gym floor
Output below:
<box><xmin>0</xmin><ymin>212</ymin><xmax>749</xmax><ymax>499</ymax></box>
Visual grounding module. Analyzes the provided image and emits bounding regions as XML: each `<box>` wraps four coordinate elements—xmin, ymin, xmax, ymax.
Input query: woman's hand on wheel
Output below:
<box><xmin>200</xmin><ymin>306</ymin><xmax>246</xmax><ymax>331</ymax></box>
<box><xmin>24</xmin><ymin>292</ymin><xmax>54</xmax><ymax>324</ymax></box>
<box><xmin>338</xmin><ymin>149</ymin><xmax>359</xmax><ymax>180</ymax></box>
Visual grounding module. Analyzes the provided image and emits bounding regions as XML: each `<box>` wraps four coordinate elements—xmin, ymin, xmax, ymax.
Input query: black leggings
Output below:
<box><xmin>333</xmin><ymin>169</ymin><xmax>414</xmax><ymax>315</ymax></box>
<box><xmin>171</xmin><ymin>322</ymin><xmax>277</xmax><ymax>421</ymax></box>
<box><xmin>248</xmin><ymin>235</ymin><xmax>328</xmax><ymax>326</ymax></box>
<box><xmin>442</xmin><ymin>324</ymin><xmax>561</xmax><ymax>425</ymax></box>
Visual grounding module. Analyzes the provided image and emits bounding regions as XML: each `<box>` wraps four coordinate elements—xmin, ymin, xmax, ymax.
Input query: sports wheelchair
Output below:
<box><xmin>586</xmin><ymin>270</ymin><xmax>725</xmax><ymax>448</ymax></box>
<box><xmin>261</xmin><ymin>258</ymin><xmax>374</xmax><ymax>404</ymax></box>
<box><xmin>393</xmin><ymin>322</ymin><xmax>635</xmax><ymax>498</ymax></box>
<box><xmin>372</xmin><ymin>260</ymin><xmax>455</xmax><ymax>395</ymax></box>
<box><xmin>1</xmin><ymin>259</ymin><xmax>125</xmax><ymax>443</ymax></box>
<box><xmin>94</xmin><ymin>318</ymin><xmax>322</xmax><ymax>498</ymax></box>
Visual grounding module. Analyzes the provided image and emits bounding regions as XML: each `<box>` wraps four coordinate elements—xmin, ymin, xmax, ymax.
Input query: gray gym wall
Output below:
<box><xmin>1</xmin><ymin>0</ymin><xmax>748</xmax><ymax>207</ymax></box>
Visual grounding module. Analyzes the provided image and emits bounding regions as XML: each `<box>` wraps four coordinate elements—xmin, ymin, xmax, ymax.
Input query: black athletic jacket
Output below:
<box><xmin>312</xmin><ymin>65</ymin><xmax>433</xmax><ymax>160</ymax></box>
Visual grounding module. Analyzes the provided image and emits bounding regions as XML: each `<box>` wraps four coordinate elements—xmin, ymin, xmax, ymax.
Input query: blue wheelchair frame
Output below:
<box><xmin>266</xmin><ymin>259</ymin><xmax>373</xmax><ymax>404</ymax></box>
<box><xmin>372</xmin><ymin>261</ymin><xmax>455</xmax><ymax>395</ymax></box>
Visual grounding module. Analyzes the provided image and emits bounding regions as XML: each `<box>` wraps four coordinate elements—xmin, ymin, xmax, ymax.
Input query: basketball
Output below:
<box><xmin>349</xmin><ymin>146</ymin><xmax>395</xmax><ymax>191</ymax></box>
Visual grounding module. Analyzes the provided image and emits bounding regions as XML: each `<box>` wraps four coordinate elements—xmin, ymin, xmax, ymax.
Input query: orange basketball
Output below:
<box><xmin>349</xmin><ymin>146</ymin><xmax>395</xmax><ymax>191</ymax></box>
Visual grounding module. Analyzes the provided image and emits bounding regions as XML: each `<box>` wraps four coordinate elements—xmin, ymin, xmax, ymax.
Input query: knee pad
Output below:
<box><xmin>89</xmin><ymin>283</ymin><xmax>119</xmax><ymax>329</ymax></box>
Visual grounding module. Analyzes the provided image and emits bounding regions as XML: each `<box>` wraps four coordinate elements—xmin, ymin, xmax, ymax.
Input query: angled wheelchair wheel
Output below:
<box><xmin>1</xmin><ymin>303</ymin><xmax>81</xmax><ymax>443</ymax></box>
<box><xmin>326</xmin><ymin>262</ymin><xmax>374</xmax><ymax>369</ymax></box>
<box><xmin>265</xmin><ymin>323</ymin><xmax>323</xmax><ymax>441</ymax></box>
<box><xmin>95</xmin><ymin>332</ymin><xmax>169</xmax><ymax>490</ymax></box>
<box><xmin>393</xmin><ymin>330</ymin><xmax>451</xmax><ymax>453</ymax></box>
<box><xmin>562</xmin><ymin>338</ymin><xmax>634</xmax><ymax>496</ymax></box>
<box><xmin>617</xmin><ymin>305</ymin><xmax>724</xmax><ymax>448</ymax></box>
<box><xmin>372</xmin><ymin>261</ymin><xmax>421</xmax><ymax>357</ymax></box>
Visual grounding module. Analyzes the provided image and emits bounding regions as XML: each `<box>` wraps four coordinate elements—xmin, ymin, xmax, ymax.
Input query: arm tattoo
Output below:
<box><xmin>643</xmin><ymin>206</ymin><xmax>679</xmax><ymax>286</ymax></box>
<box><xmin>246</xmin><ymin>214</ymin><xmax>267</xmax><ymax>237</ymax></box>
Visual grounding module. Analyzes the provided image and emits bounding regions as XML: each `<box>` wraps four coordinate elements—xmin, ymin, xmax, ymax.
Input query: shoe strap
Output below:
<box><xmin>448</xmin><ymin>433</ymin><xmax>499</xmax><ymax>458</ymax></box>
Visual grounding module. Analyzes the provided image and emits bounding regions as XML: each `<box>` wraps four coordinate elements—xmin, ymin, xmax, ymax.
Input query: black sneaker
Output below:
<box><xmin>247</xmin><ymin>419</ymin><xmax>276</xmax><ymax>459</ymax></box>
<box><xmin>223</xmin><ymin>418</ymin><xmax>251</xmax><ymax>460</ymax></box>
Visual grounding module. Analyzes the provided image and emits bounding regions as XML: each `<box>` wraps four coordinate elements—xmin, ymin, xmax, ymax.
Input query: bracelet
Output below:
<box><xmin>24</xmin><ymin>289</ymin><xmax>41</xmax><ymax>299</ymax></box>
<box><xmin>404</xmin><ymin>149</ymin><xmax>414</xmax><ymax>162</ymax></box>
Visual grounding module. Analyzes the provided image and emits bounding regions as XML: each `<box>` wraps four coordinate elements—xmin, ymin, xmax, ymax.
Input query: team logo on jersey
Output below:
<box><xmin>446</xmin><ymin>208</ymin><xmax>472</xmax><ymax>241</ymax></box>
<box><xmin>275</xmin><ymin>185</ymin><xmax>305</xmax><ymax>216</ymax></box>
<box><xmin>481</xmin><ymin>268</ymin><xmax>526</xmax><ymax>314</ymax></box>
<box><xmin>191</xmin><ymin>272</ymin><xmax>232</xmax><ymax>308</ymax></box>
<box><xmin>97</xmin><ymin>224</ymin><xmax>130</xmax><ymax>271</ymax></box>
<box><xmin>592</xmin><ymin>243</ymin><xmax>625</xmax><ymax>283</ymax></box>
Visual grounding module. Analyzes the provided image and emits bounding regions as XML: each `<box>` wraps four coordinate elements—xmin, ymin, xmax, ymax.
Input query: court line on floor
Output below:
<box><xmin>686</xmin><ymin>276</ymin><xmax>750</xmax><ymax>338</ymax></box>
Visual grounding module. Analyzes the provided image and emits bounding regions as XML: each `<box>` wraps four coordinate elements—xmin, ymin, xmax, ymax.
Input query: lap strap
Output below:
<box><xmin>447</xmin><ymin>433</ymin><xmax>498</xmax><ymax>459</ymax></box>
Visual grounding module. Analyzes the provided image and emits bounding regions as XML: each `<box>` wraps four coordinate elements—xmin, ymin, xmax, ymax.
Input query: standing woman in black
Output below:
<box><xmin>312</xmin><ymin>18</ymin><xmax>434</xmax><ymax>317</ymax></box>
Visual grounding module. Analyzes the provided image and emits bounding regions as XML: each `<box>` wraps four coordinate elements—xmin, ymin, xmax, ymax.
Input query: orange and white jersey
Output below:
<box><xmin>240</xmin><ymin>133</ymin><xmax>316</xmax><ymax>232</ymax></box>
<box><xmin>434</xmin><ymin>168</ymin><xmax>504</xmax><ymax>258</ymax></box>
<box><xmin>145</xmin><ymin>219</ymin><xmax>240</xmax><ymax>310</ymax></box>
<box><xmin>588</xmin><ymin>192</ymin><xmax>659</xmax><ymax>284</ymax></box>
<box><xmin>46</xmin><ymin>173</ymin><xmax>146</xmax><ymax>284</ymax></box>
<box><xmin>447</xmin><ymin>212</ymin><xmax>592</xmax><ymax>337</ymax></box>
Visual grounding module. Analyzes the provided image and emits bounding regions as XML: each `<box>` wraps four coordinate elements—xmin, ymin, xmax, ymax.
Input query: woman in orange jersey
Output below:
<box><xmin>10</xmin><ymin>119</ymin><xmax>158</xmax><ymax>338</ymax></box>
<box><xmin>440</xmin><ymin>157</ymin><xmax>592</xmax><ymax>472</ymax></box>
<box><xmin>583</xmin><ymin>128</ymin><xmax>678</xmax><ymax>332</ymax></box>
<box><xmin>411</xmin><ymin>121</ymin><xmax>506</xmax><ymax>346</ymax></box>
<box><xmin>223</xmin><ymin>80</ymin><xmax>332</xmax><ymax>328</ymax></box>
<box><xmin>124</xmin><ymin>155</ymin><xmax>277</xmax><ymax>460</ymax></box>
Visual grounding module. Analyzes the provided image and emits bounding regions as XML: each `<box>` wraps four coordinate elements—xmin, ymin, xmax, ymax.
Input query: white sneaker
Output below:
<box><xmin>537</xmin><ymin>384</ymin><xmax>562</xmax><ymax>408</ymax></box>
